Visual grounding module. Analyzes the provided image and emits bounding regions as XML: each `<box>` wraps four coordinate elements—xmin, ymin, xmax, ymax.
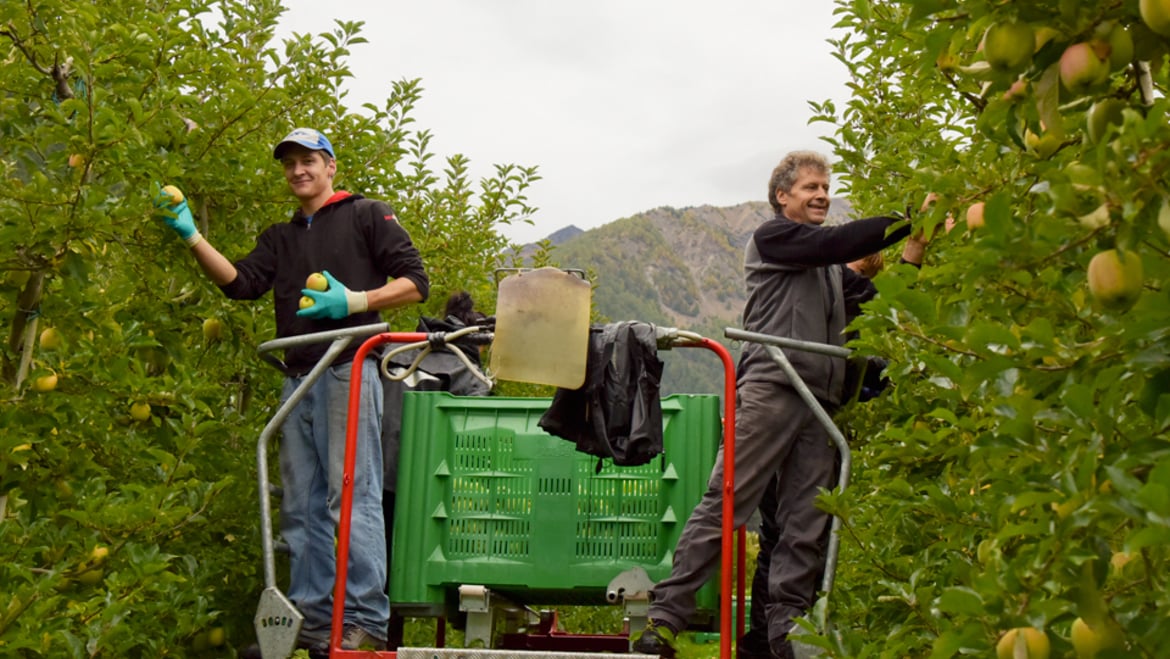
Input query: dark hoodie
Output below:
<box><xmin>220</xmin><ymin>191</ymin><xmax>429</xmax><ymax>374</ymax></box>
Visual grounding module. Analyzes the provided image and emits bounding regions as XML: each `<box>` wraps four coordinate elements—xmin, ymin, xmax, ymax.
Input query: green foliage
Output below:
<box><xmin>0</xmin><ymin>0</ymin><xmax>536</xmax><ymax>654</ymax></box>
<box><xmin>807</xmin><ymin>1</ymin><xmax>1170</xmax><ymax>656</ymax></box>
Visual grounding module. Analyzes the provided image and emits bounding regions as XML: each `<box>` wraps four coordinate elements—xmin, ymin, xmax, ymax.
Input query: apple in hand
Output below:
<box><xmin>305</xmin><ymin>272</ymin><xmax>329</xmax><ymax>292</ymax></box>
<box><xmin>161</xmin><ymin>184</ymin><xmax>184</xmax><ymax>205</ymax></box>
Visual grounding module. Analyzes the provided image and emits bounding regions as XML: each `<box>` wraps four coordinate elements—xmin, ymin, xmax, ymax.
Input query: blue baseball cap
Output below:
<box><xmin>273</xmin><ymin>128</ymin><xmax>335</xmax><ymax>160</ymax></box>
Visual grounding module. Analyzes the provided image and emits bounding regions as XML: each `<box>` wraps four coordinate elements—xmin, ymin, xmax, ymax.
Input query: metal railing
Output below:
<box><xmin>724</xmin><ymin>327</ymin><xmax>854</xmax><ymax>657</ymax></box>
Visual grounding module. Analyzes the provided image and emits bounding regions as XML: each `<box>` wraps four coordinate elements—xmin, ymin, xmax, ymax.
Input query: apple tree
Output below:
<box><xmin>0</xmin><ymin>0</ymin><xmax>535</xmax><ymax>654</ymax></box>
<box><xmin>803</xmin><ymin>0</ymin><xmax>1170</xmax><ymax>656</ymax></box>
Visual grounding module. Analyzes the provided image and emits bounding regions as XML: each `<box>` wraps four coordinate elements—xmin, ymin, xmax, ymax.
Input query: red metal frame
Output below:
<box><xmin>329</xmin><ymin>332</ymin><xmax>742</xmax><ymax>659</ymax></box>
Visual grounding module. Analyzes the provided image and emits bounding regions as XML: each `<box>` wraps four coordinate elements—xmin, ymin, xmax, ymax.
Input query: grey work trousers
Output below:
<box><xmin>646</xmin><ymin>379</ymin><xmax>838</xmax><ymax>646</ymax></box>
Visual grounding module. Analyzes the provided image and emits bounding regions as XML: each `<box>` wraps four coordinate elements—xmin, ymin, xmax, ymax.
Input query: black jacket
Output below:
<box><xmin>539</xmin><ymin>321</ymin><xmax>664</xmax><ymax>467</ymax></box>
<box><xmin>220</xmin><ymin>191</ymin><xmax>429</xmax><ymax>374</ymax></box>
<box><xmin>738</xmin><ymin>213</ymin><xmax>909</xmax><ymax>405</ymax></box>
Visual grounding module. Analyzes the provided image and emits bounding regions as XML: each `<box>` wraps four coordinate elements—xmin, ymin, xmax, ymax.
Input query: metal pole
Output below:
<box><xmin>254</xmin><ymin>323</ymin><xmax>388</xmax><ymax>589</ymax></box>
<box><xmin>330</xmin><ymin>332</ymin><xmax>429</xmax><ymax>655</ymax></box>
<box><xmin>255</xmin><ymin>338</ymin><xmax>351</xmax><ymax>589</ymax></box>
<box><xmin>724</xmin><ymin>327</ymin><xmax>852</xmax><ymax>359</ymax></box>
<box><xmin>722</xmin><ymin>328</ymin><xmax>854</xmax><ymax>603</ymax></box>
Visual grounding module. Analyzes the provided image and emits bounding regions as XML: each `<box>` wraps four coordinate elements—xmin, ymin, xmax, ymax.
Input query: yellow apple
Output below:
<box><xmin>1110</xmin><ymin>551</ymin><xmax>1132</xmax><ymax>573</ymax></box>
<box><xmin>39</xmin><ymin>327</ymin><xmax>63</xmax><ymax>350</ymax></box>
<box><xmin>984</xmin><ymin>22</ymin><xmax>1035</xmax><ymax>71</ymax></box>
<box><xmin>208</xmin><ymin>627</ymin><xmax>226</xmax><ymax>647</ymax></box>
<box><xmin>161</xmin><ymin>184</ymin><xmax>184</xmax><ymax>205</ymax></box>
<box><xmin>130</xmin><ymin>401</ymin><xmax>152</xmax><ymax>422</ymax></box>
<box><xmin>68</xmin><ymin>153</ymin><xmax>85</xmax><ymax>168</ymax></box>
<box><xmin>202</xmin><ymin>317</ymin><xmax>224</xmax><ymax>341</ymax></box>
<box><xmin>966</xmin><ymin>202</ymin><xmax>985</xmax><ymax>230</ymax></box>
<box><xmin>1104</xmin><ymin>24</ymin><xmax>1134</xmax><ymax>70</ymax></box>
<box><xmin>1086</xmin><ymin>98</ymin><xmax>1126</xmax><ymax>144</ymax></box>
<box><xmin>77</xmin><ymin>568</ymin><xmax>104</xmax><ymax>587</ymax></box>
<box><xmin>1064</xmin><ymin>162</ymin><xmax>1101</xmax><ymax>189</ymax></box>
<box><xmin>1060</xmin><ymin>43</ymin><xmax>1108</xmax><ymax>92</ymax></box>
<box><xmin>4</xmin><ymin>269</ymin><xmax>31</xmax><ymax>290</ymax></box>
<box><xmin>299</xmin><ymin>295</ymin><xmax>315</xmax><ymax>310</ymax></box>
<box><xmin>976</xmin><ymin>538</ymin><xmax>997</xmax><ymax>565</ymax></box>
<box><xmin>1077</xmin><ymin>204</ymin><xmax>1112</xmax><ymax>230</ymax></box>
<box><xmin>1034</xmin><ymin>26</ymin><xmax>1062</xmax><ymax>52</ymax></box>
<box><xmin>1070</xmin><ymin>617</ymin><xmax>1124</xmax><ymax>658</ymax></box>
<box><xmin>1141</xmin><ymin>0</ymin><xmax>1170</xmax><ymax>37</ymax></box>
<box><xmin>305</xmin><ymin>272</ymin><xmax>329</xmax><ymax>292</ymax></box>
<box><xmin>1087</xmin><ymin>249</ymin><xmax>1144</xmax><ymax>312</ymax></box>
<box><xmin>91</xmin><ymin>545</ymin><xmax>109</xmax><ymax>564</ymax></box>
<box><xmin>1051</xmin><ymin>494</ymin><xmax>1083</xmax><ymax>519</ymax></box>
<box><xmin>1024</xmin><ymin>129</ymin><xmax>1061</xmax><ymax>159</ymax></box>
<box><xmin>1131</xmin><ymin>20</ymin><xmax>1164</xmax><ymax>60</ymax></box>
<box><xmin>33</xmin><ymin>371</ymin><xmax>58</xmax><ymax>392</ymax></box>
<box><xmin>1003</xmin><ymin>78</ymin><xmax>1029</xmax><ymax>101</ymax></box>
<box><xmin>996</xmin><ymin>627</ymin><xmax>1050</xmax><ymax>659</ymax></box>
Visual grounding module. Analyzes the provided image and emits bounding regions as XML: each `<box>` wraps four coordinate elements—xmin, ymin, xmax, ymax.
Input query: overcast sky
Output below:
<box><xmin>275</xmin><ymin>1</ymin><xmax>851</xmax><ymax>244</ymax></box>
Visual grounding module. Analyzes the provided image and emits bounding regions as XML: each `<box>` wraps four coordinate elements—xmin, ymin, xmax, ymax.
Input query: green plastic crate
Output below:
<box><xmin>390</xmin><ymin>392</ymin><xmax>721</xmax><ymax>617</ymax></box>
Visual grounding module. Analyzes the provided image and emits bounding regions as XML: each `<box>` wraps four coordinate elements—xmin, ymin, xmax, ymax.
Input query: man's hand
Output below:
<box><xmin>296</xmin><ymin>270</ymin><xmax>369</xmax><ymax>320</ymax></box>
<box><xmin>908</xmin><ymin>192</ymin><xmax>948</xmax><ymax>247</ymax></box>
<box><xmin>152</xmin><ymin>182</ymin><xmax>202</xmax><ymax>246</ymax></box>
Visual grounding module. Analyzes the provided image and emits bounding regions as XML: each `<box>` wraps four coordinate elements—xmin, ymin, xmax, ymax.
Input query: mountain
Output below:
<box><xmin>509</xmin><ymin>224</ymin><xmax>584</xmax><ymax>262</ymax></box>
<box><xmin>544</xmin><ymin>224</ymin><xmax>585</xmax><ymax>245</ymax></box>
<box><xmin>528</xmin><ymin>198</ymin><xmax>853</xmax><ymax>395</ymax></box>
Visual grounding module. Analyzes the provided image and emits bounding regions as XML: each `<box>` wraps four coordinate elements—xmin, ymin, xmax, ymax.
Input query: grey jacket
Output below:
<box><xmin>737</xmin><ymin>212</ymin><xmax>910</xmax><ymax>405</ymax></box>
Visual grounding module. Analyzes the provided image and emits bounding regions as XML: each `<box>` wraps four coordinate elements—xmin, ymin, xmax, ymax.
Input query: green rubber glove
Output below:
<box><xmin>152</xmin><ymin>182</ymin><xmax>201</xmax><ymax>246</ymax></box>
<box><xmin>296</xmin><ymin>270</ymin><xmax>369</xmax><ymax>320</ymax></box>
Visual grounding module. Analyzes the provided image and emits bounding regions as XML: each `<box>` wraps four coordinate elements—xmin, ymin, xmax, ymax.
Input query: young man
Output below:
<box><xmin>634</xmin><ymin>151</ymin><xmax>926</xmax><ymax>659</ymax></box>
<box><xmin>154</xmin><ymin>127</ymin><xmax>429</xmax><ymax>655</ymax></box>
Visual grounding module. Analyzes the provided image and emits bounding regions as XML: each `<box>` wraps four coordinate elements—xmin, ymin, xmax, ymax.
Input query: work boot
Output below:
<box><xmin>341</xmin><ymin>624</ymin><xmax>388</xmax><ymax>651</ymax></box>
<box><xmin>738</xmin><ymin>628</ymin><xmax>772</xmax><ymax>659</ymax></box>
<box><xmin>771</xmin><ymin>638</ymin><xmax>796</xmax><ymax>659</ymax></box>
<box><xmin>632</xmin><ymin>619</ymin><xmax>678</xmax><ymax>657</ymax></box>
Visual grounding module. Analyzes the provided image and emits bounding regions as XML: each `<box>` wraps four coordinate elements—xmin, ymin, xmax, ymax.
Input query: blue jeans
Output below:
<box><xmin>279</xmin><ymin>358</ymin><xmax>388</xmax><ymax>642</ymax></box>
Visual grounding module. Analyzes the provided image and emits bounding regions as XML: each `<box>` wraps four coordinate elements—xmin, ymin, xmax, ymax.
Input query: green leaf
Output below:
<box><xmin>1034</xmin><ymin>62</ymin><xmax>1064</xmax><ymax>138</ymax></box>
<box><xmin>1135</xmin><ymin>482</ymin><xmax>1170</xmax><ymax>519</ymax></box>
<box><xmin>1061</xmin><ymin>383</ymin><xmax>1095</xmax><ymax>421</ymax></box>
<box><xmin>1126</xmin><ymin>526</ymin><xmax>1170</xmax><ymax>551</ymax></box>
<box><xmin>899</xmin><ymin>289</ymin><xmax>937</xmax><ymax>323</ymax></box>
<box><xmin>937</xmin><ymin>586</ymin><xmax>984</xmax><ymax>616</ymax></box>
<box><xmin>965</xmin><ymin>322</ymin><xmax>1021</xmax><ymax>353</ymax></box>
